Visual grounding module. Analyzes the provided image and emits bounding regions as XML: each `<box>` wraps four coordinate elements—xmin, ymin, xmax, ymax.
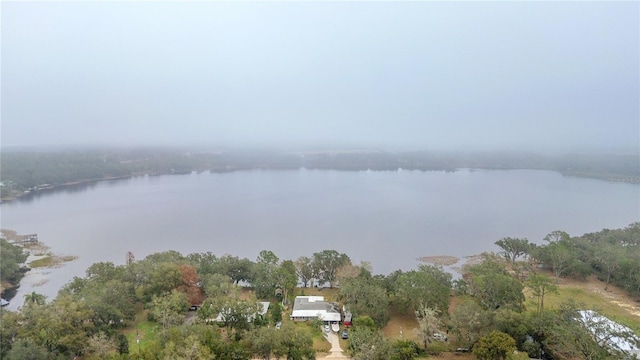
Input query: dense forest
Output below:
<box><xmin>1</xmin><ymin>224</ymin><xmax>639</xmax><ymax>359</ymax></box>
<box><xmin>2</xmin><ymin>148</ymin><xmax>638</xmax><ymax>199</ymax></box>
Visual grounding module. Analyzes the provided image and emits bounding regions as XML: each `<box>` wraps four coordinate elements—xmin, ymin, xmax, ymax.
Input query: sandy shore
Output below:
<box><xmin>1</xmin><ymin>230</ymin><xmax>76</xmax><ymax>293</ymax></box>
<box><xmin>22</xmin><ymin>254</ymin><xmax>52</xmax><ymax>287</ymax></box>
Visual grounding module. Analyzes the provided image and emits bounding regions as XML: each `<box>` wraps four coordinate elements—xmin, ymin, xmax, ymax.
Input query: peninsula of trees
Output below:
<box><xmin>1</xmin><ymin>224</ymin><xmax>639</xmax><ymax>359</ymax></box>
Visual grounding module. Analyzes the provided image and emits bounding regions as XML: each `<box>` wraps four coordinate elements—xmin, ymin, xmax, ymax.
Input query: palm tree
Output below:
<box><xmin>24</xmin><ymin>291</ymin><xmax>46</xmax><ymax>306</ymax></box>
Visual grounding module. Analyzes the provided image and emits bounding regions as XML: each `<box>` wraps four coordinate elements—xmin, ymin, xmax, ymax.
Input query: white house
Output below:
<box><xmin>290</xmin><ymin>296</ymin><xmax>341</xmax><ymax>322</ymax></box>
<box><xmin>208</xmin><ymin>301</ymin><xmax>270</xmax><ymax>323</ymax></box>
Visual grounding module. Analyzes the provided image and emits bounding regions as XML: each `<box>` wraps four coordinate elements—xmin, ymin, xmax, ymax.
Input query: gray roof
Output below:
<box><xmin>291</xmin><ymin>296</ymin><xmax>341</xmax><ymax>321</ymax></box>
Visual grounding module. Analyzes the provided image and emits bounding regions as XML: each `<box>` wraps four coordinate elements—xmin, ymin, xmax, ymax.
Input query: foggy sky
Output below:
<box><xmin>1</xmin><ymin>1</ymin><xmax>638</xmax><ymax>152</ymax></box>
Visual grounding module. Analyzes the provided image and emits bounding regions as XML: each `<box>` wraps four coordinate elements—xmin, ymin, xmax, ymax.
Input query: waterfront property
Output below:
<box><xmin>290</xmin><ymin>296</ymin><xmax>341</xmax><ymax>322</ymax></box>
<box><xmin>207</xmin><ymin>301</ymin><xmax>270</xmax><ymax>324</ymax></box>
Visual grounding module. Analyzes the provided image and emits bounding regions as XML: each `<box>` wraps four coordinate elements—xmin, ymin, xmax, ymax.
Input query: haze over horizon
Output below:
<box><xmin>2</xmin><ymin>1</ymin><xmax>638</xmax><ymax>153</ymax></box>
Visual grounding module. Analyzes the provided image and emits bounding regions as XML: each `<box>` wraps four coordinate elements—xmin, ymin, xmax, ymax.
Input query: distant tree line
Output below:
<box><xmin>2</xmin><ymin>148</ymin><xmax>638</xmax><ymax>199</ymax></box>
<box><xmin>1</xmin><ymin>224</ymin><xmax>639</xmax><ymax>359</ymax></box>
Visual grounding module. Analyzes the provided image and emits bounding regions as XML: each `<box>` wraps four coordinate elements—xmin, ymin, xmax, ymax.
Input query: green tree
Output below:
<box><xmin>60</xmin><ymin>270</ymin><xmax>136</xmax><ymax>331</ymax></box>
<box><xmin>85</xmin><ymin>261</ymin><xmax>125</xmax><ymax>282</ymax></box>
<box><xmin>250</xmin><ymin>326</ymin><xmax>281</xmax><ymax>360</ymax></box>
<box><xmin>494</xmin><ymin>237</ymin><xmax>531</xmax><ymax>264</ymax></box>
<box><xmin>347</xmin><ymin>326</ymin><xmax>391</xmax><ymax>360</ymax></box>
<box><xmin>200</xmin><ymin>273</ymin><xmax>236</xmax><ymax>298</ymax></box>
<box><xmin>544</xmin><ymin>230</ymin><xmax>571</xmax><ymax>243</ymax></box>
<box><xmin>526</xmin><ymin>273</ymin><xmax>558</xmax><ymax>314</ymax></box>
<box><xmin>595</xmin><ymin>243</ymin><xmax>624</xmax><ymax>284</ymax></box>
<box><xmin>394</xmin><ymin>265</ymin><xmax>451</xmax><ymax>313</ymax></box>
<box><xmin>464</xmin><ymin>255</ymin><xmax>524</xmax><ymax>310</ymax></box>
<box><xmin>492</xmin><ymin>308</ymin><xmax>530</xmax><ymax>349</ymax></box>
<box><xmin>295</xmin><ymin>256</ymin><xmax>314</xmax><ymax>288</ymax></box>
<box><xmin>218</xmin><ymin>255</ymin><xmax>254</xmax><ymax>285</ymax></box>
<box><xmin>252</xmin><ymin>250</ymin><xmax>280</xmax><ymax>299</ymax></box>
<box><xmin>116</xmin><ymin>333</ymin><xmax>129</xmax><ymax>355</ymax></box>
<box><xmin>0</xmin><ymin>310</ymin><xmax>23</xmax><ymax>359</ymax></box>
<box><xmin>24</xmin><ymin>291</ymin><xmax>47</xmax><ymax>307</ymax></box>
<box><xmin>0</xmin><ymin>239</ymin><xmax>28</xmax><ymax>284</ymax></box>
<box><xmin>163</xmin><ymin>334</ymin><xmax>213</xmax><ymax>360</ymax></box>
<box><xmin>274</xmin><ymin>260</ymin><xmax>298</xmax><ymax>305</ymax></box>
<box><xmin>535</xmin><ymin>241</ymin><xmax>574</xmax><ymax>283</ymax></box>
<box><xmin>450</xmin><ymin>299</ymin><xmax>490</xmax><ymax>347</ymax></box>
<box><xmin>85</xmin><ymin>331</ymin><xmax>117</xmax><ymax>360</ymax></box>
<box><xmin>340</xmin><ymin>274</ymin><xmax>390</xmax><ymax>326</ymax></box>
<box><xmin>149</xmin><ymin>289</ymin><xmax>189</xmax><ymax>329</ymax></box>
<box><xmin>312</xmin><ymin>250</ymin><xmax>351</xmax><ymax>288</ymax></box>
<box><xmin>85</xmin><ymin>279</ymin><xmax>136</xmax><ymax>329</ymax></box>
<box><xmin>187</xmin><ymin>252</ymin><xmax>218</xmax><ymax>276</ymax></box>
<box><xmin>352</xmin><ymin>315</ymin><xmax>376</xmax><ymax>330</ymax></box>
<box><xmin>390</xmin><ymin>339</ymin><xmax>420</xmax><ymax>360</ymax></box>
<box><xmin>279</xmin><ymin>322</ymin><xmax>315</xmax><ymax>360</ymax></box>
<box><xmin>5</xmin><ymin>339</ymin><xmax>58</xmax><ymax>360</ymax></box>
<box><xmin>268</xmin><ymin>301</ymin><xmax>282</xmax><ymax>324</ymax></box>
<box><xmin>473</xmin><ymin>330</ymin><xmax>517</xmax><ymax>360</ymax></box>
<box><xmin>620</xmin><ymin>256</ymin><xmax>640</xmax><ymax>301</ymax></box>
<box><xmin>147</xmin><ymin>262</ymin><xmax>184</xmax><ymax>298</ymax></box>
<box><xmin>413</xmin><ymin>306</ymin><xmax>441</xmax><ymax>351</ymax></box>
<box><xmin>19</xmin><ymin>294</ymin><xmax>95</xmax><ymax>356</ymax></box>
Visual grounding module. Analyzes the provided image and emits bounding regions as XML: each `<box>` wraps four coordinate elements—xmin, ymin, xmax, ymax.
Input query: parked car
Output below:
<box><xmin>341</xmin><ymin>329</ymin><xmax>349</xmax><ymax>339</ymax></box>
<box><xmin>324</xmin><ymin>324</ymin><xmax>330</xmax><ymax>333</ymax></box>
<box><xmin>275</xmin><ymin>321</ymin><xmax>282</xmax><ymax>329</ymax></box>
<box><xmin>433</xmin><ymin>333</ymin><xmax>448</xmax><ymax>342</ymax></box>
<box><xmin>188</xmin><ymin>305</ymin><xmax>199</xmax><ymax>311</ymax></box>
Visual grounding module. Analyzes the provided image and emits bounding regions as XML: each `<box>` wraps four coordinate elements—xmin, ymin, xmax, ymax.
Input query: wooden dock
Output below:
<box><xmin>12</xmin><ymin>234</ymin><xmax>38</xmax><ymax>244</ymax></box>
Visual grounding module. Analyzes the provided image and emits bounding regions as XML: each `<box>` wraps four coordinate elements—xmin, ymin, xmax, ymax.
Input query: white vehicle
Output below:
<box><xmin>433</xmin><ymin>333</ymin><xmax>448</xmax><ymax>342</ymax></box>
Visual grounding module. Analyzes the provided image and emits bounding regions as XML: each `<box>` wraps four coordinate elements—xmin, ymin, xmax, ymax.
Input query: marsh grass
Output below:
<box><xmin>28</xmin><ymin>256</ymin><xmax>54</xmax><ymax>268</ymax></box>
<box><xmin>29</xmin><ymin>255</ymin><xmax>78</xmax><ymax>268</ymax></box>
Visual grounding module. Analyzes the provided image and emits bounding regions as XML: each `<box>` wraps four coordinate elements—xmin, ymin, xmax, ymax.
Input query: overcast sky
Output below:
<box><xmin>1</xmin><ymin>1</ymin><xmax>638</xmax><ymax>152</ymax></box>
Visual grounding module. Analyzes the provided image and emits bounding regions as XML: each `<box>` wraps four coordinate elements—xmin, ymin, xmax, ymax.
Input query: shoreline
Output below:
<box><xmin>0</xmin><ymin>230</ymin><xmax>77</xmax><ymax>307</ymax></box>
<box><xmin>2</xmin><ymin>168</ymin><xmax>638</xmax><ymax>203</ymax></box>
<box><xmin>1</xmin><ymin>175</ymin><xmax>134</xmax><ymax>203</ymax></box>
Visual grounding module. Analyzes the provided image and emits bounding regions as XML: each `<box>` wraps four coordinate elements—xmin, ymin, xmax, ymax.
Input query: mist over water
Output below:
<box><xmin>2</xmin><ymin>168</ymin><xmax>639</xmax><ymax>309</ymax></box>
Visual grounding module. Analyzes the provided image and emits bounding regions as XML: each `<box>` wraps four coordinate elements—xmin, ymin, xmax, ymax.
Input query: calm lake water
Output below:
<box><xmin>2</xmin><ymin>169</ymin><xmax>639</xmax><ymax>309</ymax></box>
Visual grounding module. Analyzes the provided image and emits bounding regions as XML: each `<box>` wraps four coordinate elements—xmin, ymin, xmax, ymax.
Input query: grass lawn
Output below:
<box><xmin>522</xmin><ymin>270</ymin><xmax>640</xmax><ymax>335</ymax></box>
<box><xmin>121</xmin><ymin>304</ymin><xmax>160</xmax><ymax>352</ymax></box>
<box><xmin>526</xmin><ymin>283</ymin><xmax>640</xmax><ymax>336</ymax></box>
<box><xmin>383</xmin><ymin>305</ymin><xmax>420</xmax><ymax>342</ymax></box>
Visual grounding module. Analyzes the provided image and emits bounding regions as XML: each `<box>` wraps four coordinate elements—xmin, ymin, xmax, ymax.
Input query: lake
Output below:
<box><xmin>2</xmin><ymin>168</ymin><xmax>638</xmax><ymax>309</ymax></box>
